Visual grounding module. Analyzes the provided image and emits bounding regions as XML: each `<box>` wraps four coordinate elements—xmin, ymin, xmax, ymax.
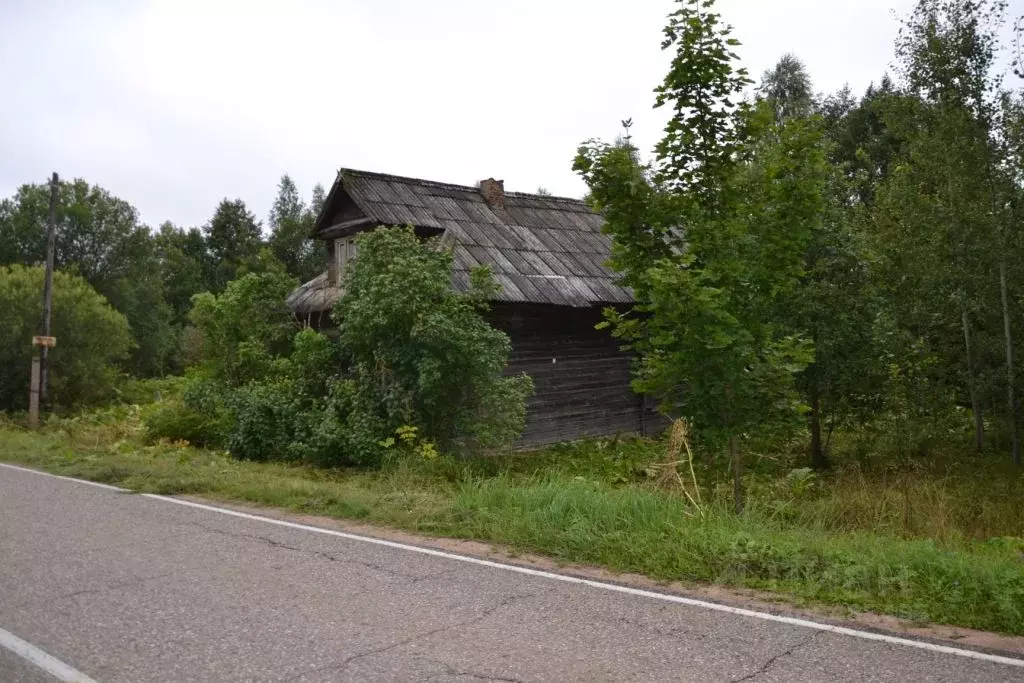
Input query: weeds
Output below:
<box><xmin>1</xmin><ymin>408</ymin><xmax>1022</xmax><ymax>634</ymax></box>
<box><xmin>651</xmin><ymin>419</ymin><xmax>704</xmax><ymax>517</ymax></box>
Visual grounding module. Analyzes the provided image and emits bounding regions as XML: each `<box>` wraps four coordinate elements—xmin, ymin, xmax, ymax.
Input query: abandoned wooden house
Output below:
<box><xmin>286</xmin><ymin>168</ymin><xmax>658</xmax><ymax>446</ymax></box>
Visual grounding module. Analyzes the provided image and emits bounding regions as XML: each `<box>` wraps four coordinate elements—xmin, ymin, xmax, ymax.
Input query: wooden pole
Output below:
<box><xmin>28</xmin><ymin>353</ymin><xmax>41</xmax><ymax>428</ymax></box>
<box><xmin>39</xmin><ymin>172</ymin><xmax>58</xmax><ymax>403</ymax></box>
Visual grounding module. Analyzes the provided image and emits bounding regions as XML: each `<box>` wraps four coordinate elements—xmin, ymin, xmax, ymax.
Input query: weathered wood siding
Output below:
<box><xmin>488</xmin><ymin>303</ymin><xmax>655</xmax><ymax>447</ymax></box>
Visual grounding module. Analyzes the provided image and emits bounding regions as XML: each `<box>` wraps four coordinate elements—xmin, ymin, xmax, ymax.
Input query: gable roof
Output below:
<box><xmin>288</xmin><ymin>169</ymin><xmax>633</xmax><ymax>314</ymax></box>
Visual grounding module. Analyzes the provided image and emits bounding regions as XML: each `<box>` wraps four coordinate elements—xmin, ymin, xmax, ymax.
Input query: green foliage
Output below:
<box><xmin>0</xmin><ymin>178</ymin><xmax>179</xmax><ymax>377</ymax></box>
<box><xmin>0</xmin><ymin>179</ymin><xmax>142</xmax><ymax>283</ymax></box>
<box><xmin>143</xmin><ymin>398</ymin><xmax>226</xmax><ymax>447</ymax></box>
<box><xmin>0</xmin><ymin>265</ymin><xmax>133</xmax><ymax>410</ymax></box>
<box><xmin>655</xmin><ymin>0</ymin><xmax>752</xmax><ymax>200</ymax></box>
<box><xmin>0</xmin><ymin>174</ymin><xmax>316</xmax><ymax>380</ymax></box>
<box><xmin>821</xmin><ymin>77</ymin><xmax>910</xmax><ymax>207</ymax></box>
<box><xmin>309</xmin><ymin>182</ymin><xmax>327</xmax><ymax>218</ymax></box>
<box><xmin>159</xmin><ymin>230</ymin><xmax>529</xmax><ymax>467</ymax></box>
<box><xmin>203</xmin><ymin>198</ymin><xmax>267</xmax><ymax>291</ymax></box>
<box><xmin>576</xmin><ymin>2</ymin><xmax>831</xmax><ymax>482</ymax></box>
<box><xmin>578</xmin><ymin>104</ymin><xmax>823</xmax><ymax>451</ymax></box>
<box><xmin>868</xmin><ymin>0</ymin><xmax>1023</xmax><ymax>462</ymax></box>
<box><xmin>576</xmin><ymin>3</ymin><xmax>836</xmax><ymax>512</ymax></box>
<box><xmin>188</xmin><ymin>271</ymin><xmax>299</xmax><ymax>387</ymax></box>
<box><xmin>758</xmin><ymin>53</ymin><xmax>815</xmax><ymax>122</ymax></box>
<box><xmin>114</xmin><ymin>375</ymin><xmax>186</xmax><ymax>406</ymax></box>
<box><xmin>223</xmin><ymin>328</ymin><xmax>338</xmax><ymax>462</ymax></box>
<box><xmin>268</xmin><ymin>174</ymin><xmax>323</xmax><ymax>283</ymax></box>
<box><xmin>335</xmin><ymin>227</ymin><xmax>533</xmax><ymax>459</ymax></box>
<box><xmin>577</xmin><ymin>0</ymin><xmax>1024</xmax><ymax>473</ymax></box>
<box><xmin>154</xmin><ymin>222</ymin><xmax>212</xmax><ymax>323</ymax></box>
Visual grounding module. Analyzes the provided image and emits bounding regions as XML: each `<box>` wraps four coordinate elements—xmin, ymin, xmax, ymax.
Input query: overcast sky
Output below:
<box><xmin>1</xmin><ymin>0</ymin><xmax>1019</xmax><ymax>229</ymax></box>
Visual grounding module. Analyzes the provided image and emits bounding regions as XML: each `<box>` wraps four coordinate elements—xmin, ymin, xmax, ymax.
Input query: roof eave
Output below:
<box><xmin>312</xmin><ymin>169</ymin><xmax>381</xmax><ymax>236</ymax></box>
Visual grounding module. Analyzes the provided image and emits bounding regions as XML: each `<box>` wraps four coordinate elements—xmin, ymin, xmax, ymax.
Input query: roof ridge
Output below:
<box><xmin>338</xmin><ymin>167</ymin><xmax>587</xmax><ymax>205</ymax></box>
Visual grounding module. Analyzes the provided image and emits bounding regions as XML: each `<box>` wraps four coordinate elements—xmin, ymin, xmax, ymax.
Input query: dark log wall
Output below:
<box><xmin>326</xmin><ymin>194</ymin><xmax>365</xmax><ymax>226</ymax></box>
<box><xmin>488</xmin><ymin>303</ymin><xmax>656</xmax><ymax>447</ymax></box>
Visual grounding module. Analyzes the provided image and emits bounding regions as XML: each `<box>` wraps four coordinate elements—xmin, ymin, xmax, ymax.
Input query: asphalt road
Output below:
<box><xmin>1</xmin><ymin>464</ymin><xmax>1023</xmax><ymax>682</ymax></box>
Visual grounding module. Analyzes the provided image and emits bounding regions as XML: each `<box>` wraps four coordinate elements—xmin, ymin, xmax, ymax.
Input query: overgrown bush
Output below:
<box><xmin>114</xmin><ymin>375</ymin><xmax>186</xmax><ymax>406</ymax></box>
<box><xmin>149</xmin><ymin>270</ymin><xmax>303</xmax><ymax>453</ymax></box>
<box><xmin>335</xmin><ymin>227</ymin><xmax>533</xmax><ymax>461</ymax></box>
<box><xmin>224</xmin><ymin>328</ymin><xmax>338</xmax><ymax>461</ymax></box>
<box><xmin>143</xmin><ymin>397</ymin><xmax>226</xmax><ymax>447</ymax></box>
<box><xmin>187</xmin><ymin>270</ymin><xmax>298</xmax><ymax>387</ymax></box>
<box><xmin>150</xmin><ymin>229</ymin><xmax>532</xmax><ymax>466</ymax></box>
<box><xmin>0</xmin><ymin>265</ymin><xmax>133</xmax><ymax>410</ymax></box>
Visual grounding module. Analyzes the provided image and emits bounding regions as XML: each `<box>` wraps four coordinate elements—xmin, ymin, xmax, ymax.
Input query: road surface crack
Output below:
<box><xmin>23</xmin><ymin>571</ymin><xmax>178</xmax><ymax>609</ymax></box>
<box><xmin>410</xmin><ymin>568</ymin><xmax>457</xmax><ymax>584</ymax></box>
<box><xmin>280</xmin><ymin>625</ymin><xmax>456</xmax><ymax>682</ymax></box>
<box><xmin>425</xmin><ymin>658</ymin><xmax>528</xmax><ymax>682</ymax></box>
<box><xmin>730</xmin><ymin>631</ymin><xmax>820</xmax><ymax>682</ymax></box>
<box><xmin>281</xmin><ymin>593</ymin><xmax>536</xmax><ymax>681</ymax></box>
<box><xmin>184</xmin><ymin>520</ymin><xmax>432</xmax><ymax>581</ymax></box>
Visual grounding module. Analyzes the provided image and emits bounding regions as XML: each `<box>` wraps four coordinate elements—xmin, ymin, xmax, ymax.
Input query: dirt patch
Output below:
<box><xmin>182</xmin><ymin>494</ymin><xmax>1024</xmax><ymax>658</ymax></box>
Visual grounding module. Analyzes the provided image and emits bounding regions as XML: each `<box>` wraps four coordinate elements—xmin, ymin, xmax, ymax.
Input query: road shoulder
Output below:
<box><xmin>182</xmin><ymin>493</ymin><xmax>1024</xmax><ymax>660</ymax></box>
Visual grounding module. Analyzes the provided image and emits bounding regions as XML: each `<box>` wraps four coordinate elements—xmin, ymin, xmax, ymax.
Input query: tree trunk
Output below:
<box><xmin>730</xmin><ymin>435</ymin><xmax>743</xmax><ymax>515</ymax></box>
<box><xmin>809</xmin><ymin>387</ymin><xmax>829</xmax><ymax>470</ymax></box>
<box><xmin>961</xmin><ymin>306</ymin><xmax>984</xmax><ymax>451</ymax></box>
<box><xmin>999</xmin><ymin>261</ymin><xmax>1021</xmax><ymax>466</ymax></box>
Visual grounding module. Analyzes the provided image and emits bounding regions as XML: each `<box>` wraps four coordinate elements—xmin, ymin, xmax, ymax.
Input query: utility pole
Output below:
<box><xmin>30</xmin><ymin>173</ymin><xmax>58</xmax><ymax>427</ymax></box>
<box><xmin>39</xmin><ymin>172</ymin><xmax>58</xmax><ymax>402</ymax></box>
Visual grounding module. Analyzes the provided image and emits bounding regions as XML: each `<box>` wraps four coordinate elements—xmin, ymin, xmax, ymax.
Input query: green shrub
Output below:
<box><xmin>225</xmin><ymin>379</ymin><xmax>302</xmax><ymax>461</ymax></box>
<box><xmin>175</xmin><ymin>232</ymin><xmax>532</xmax><ymax>468</ymax></box>
<box><xmin>335</xmin><ymin>227</ymin><xmax>533</xmax><ymax>457</ymax></box>
<box><xmin>114</xmin><ymin>375</ymin><xmax>186</xmax><ymax>406</ymax></box>
<box><xmin>0</xmin><ymin>265</ymin><xmax>133</xmax><ymax>410</ymax></box>
<box><xmin>288</xmin><ymin>378</ymin><xmax>360</xmax><ymax>467</ymax></box>
<box><xmin>143</xmin><ymin>398</ymin><xmax>226</xmax><ymax>447</ymax></box>
<box><xmin>223</xmin><ymin>329</ymin><xmax>340</xmax><ymax>463</ymax></box>
<box><xmin>188</xmin><ymin>271</ymin><xmax>298</xmax><ymax>387</ymax></box>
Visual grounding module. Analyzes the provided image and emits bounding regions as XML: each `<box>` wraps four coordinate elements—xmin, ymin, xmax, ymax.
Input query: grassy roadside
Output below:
<box><xmin>2</xmin><ymin>405</ymin><xmax>1023</xmax><ymax>636</ymax></box>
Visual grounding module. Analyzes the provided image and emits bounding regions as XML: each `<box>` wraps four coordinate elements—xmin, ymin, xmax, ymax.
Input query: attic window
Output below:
<box><xmin>335</xmin><ymin>236</ymin><xmax>358</xmax><ymax>278</ymax></box>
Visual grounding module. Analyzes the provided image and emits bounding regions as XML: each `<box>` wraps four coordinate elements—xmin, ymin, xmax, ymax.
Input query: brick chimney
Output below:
<box><xmin>478</xmin><ymin>178</ymin><xmax>505</xmax><ymax>210</ymax></box>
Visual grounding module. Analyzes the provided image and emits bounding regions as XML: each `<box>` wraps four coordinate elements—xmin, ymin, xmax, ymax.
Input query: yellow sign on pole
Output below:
<box><xmin>32</xmin><ymin>336</ymin><xmax>57</xmax><ymax>348</ymax></box>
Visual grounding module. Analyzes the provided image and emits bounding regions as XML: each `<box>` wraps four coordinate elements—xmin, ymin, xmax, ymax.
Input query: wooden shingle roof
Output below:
<box><xmin>289</xmin><ymin>169</ymin><xmax>632</xmax><ymax>314</ymax></box>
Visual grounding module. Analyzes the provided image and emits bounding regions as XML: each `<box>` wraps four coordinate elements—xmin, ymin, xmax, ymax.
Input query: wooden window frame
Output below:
<box><xmin>334</xmin><ymin>236</ymin><xmax>359</xmax><ymax>279</ymax></box>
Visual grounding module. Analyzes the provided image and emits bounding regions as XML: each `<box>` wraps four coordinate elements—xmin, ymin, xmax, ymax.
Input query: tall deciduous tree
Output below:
<box><xmin>876</xmin><ymin>0</ymin><xmax>1020</xmax><ymax>460</ymax></box>
<box><xmin>269</xmin><ymin>174</ymin><xmax>324</xmax><ymax>283</ymax></box>
<box><xmin>0</xmin><ymin>178</ymin><xmax>177</xmax><ymax>376</ymax></box>
<box><xmin>203</xmin><ymin>198</ymin><xmax>267</xmax><ymax>291</ymax></box>
<box><xmin>154</xmin><ymin>222</ymin><xmax>213</xmax><ymax>323</ymax></box>
<box><xmin>0</xmin><ymin>265</ymin><xmax>133</xmax><ymax>410</ymax></box>
<box><xmin>760</xmin><ymin>59</ymin><xmax>886</xmax><ymax>469</ymax></box>
<box><xmin>309</xmin><ymin>182</ymin><xmax>326</xmax><ymax>219</ymax></box>
<box><xmin>821</xmin><ymin>77</ymin><xmax>911</xmax><ymax>208</ymax></box>
<box><xmin>577</xmin><ymin>0</ymin><xmax>824</xmax><ymax>512</ymax></box>
<box><xmin>759</xmin><ymin>53</ymin><xmax>815</xmax><ymax>122</ymax></box>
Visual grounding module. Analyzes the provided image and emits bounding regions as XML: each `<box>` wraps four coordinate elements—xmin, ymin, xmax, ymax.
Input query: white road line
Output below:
<box><xmin>0</xmin><ymin>464</ymin><xmax>127</xmax><ymax>492</ymax></box>
<box><xmin>3</xmin><ymin>462</ymin><xmax>1024</xmax><ymax>670</ymax></box>
<box><xmin>0</xmin><ymin>627</ymin><xmax>97</xmax><ymax>683</ymax></box>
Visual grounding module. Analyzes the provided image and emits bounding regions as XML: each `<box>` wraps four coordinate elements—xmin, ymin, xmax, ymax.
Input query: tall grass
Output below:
<box><xmin>1</xmin><ymin>406</ymin><xmax>1022</xmax><ymax>634</ymax></box>
<box><xmin>452</xmin><ymin>475</ymin><xmax>1024</xmax><ymax>633</ymax></box>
